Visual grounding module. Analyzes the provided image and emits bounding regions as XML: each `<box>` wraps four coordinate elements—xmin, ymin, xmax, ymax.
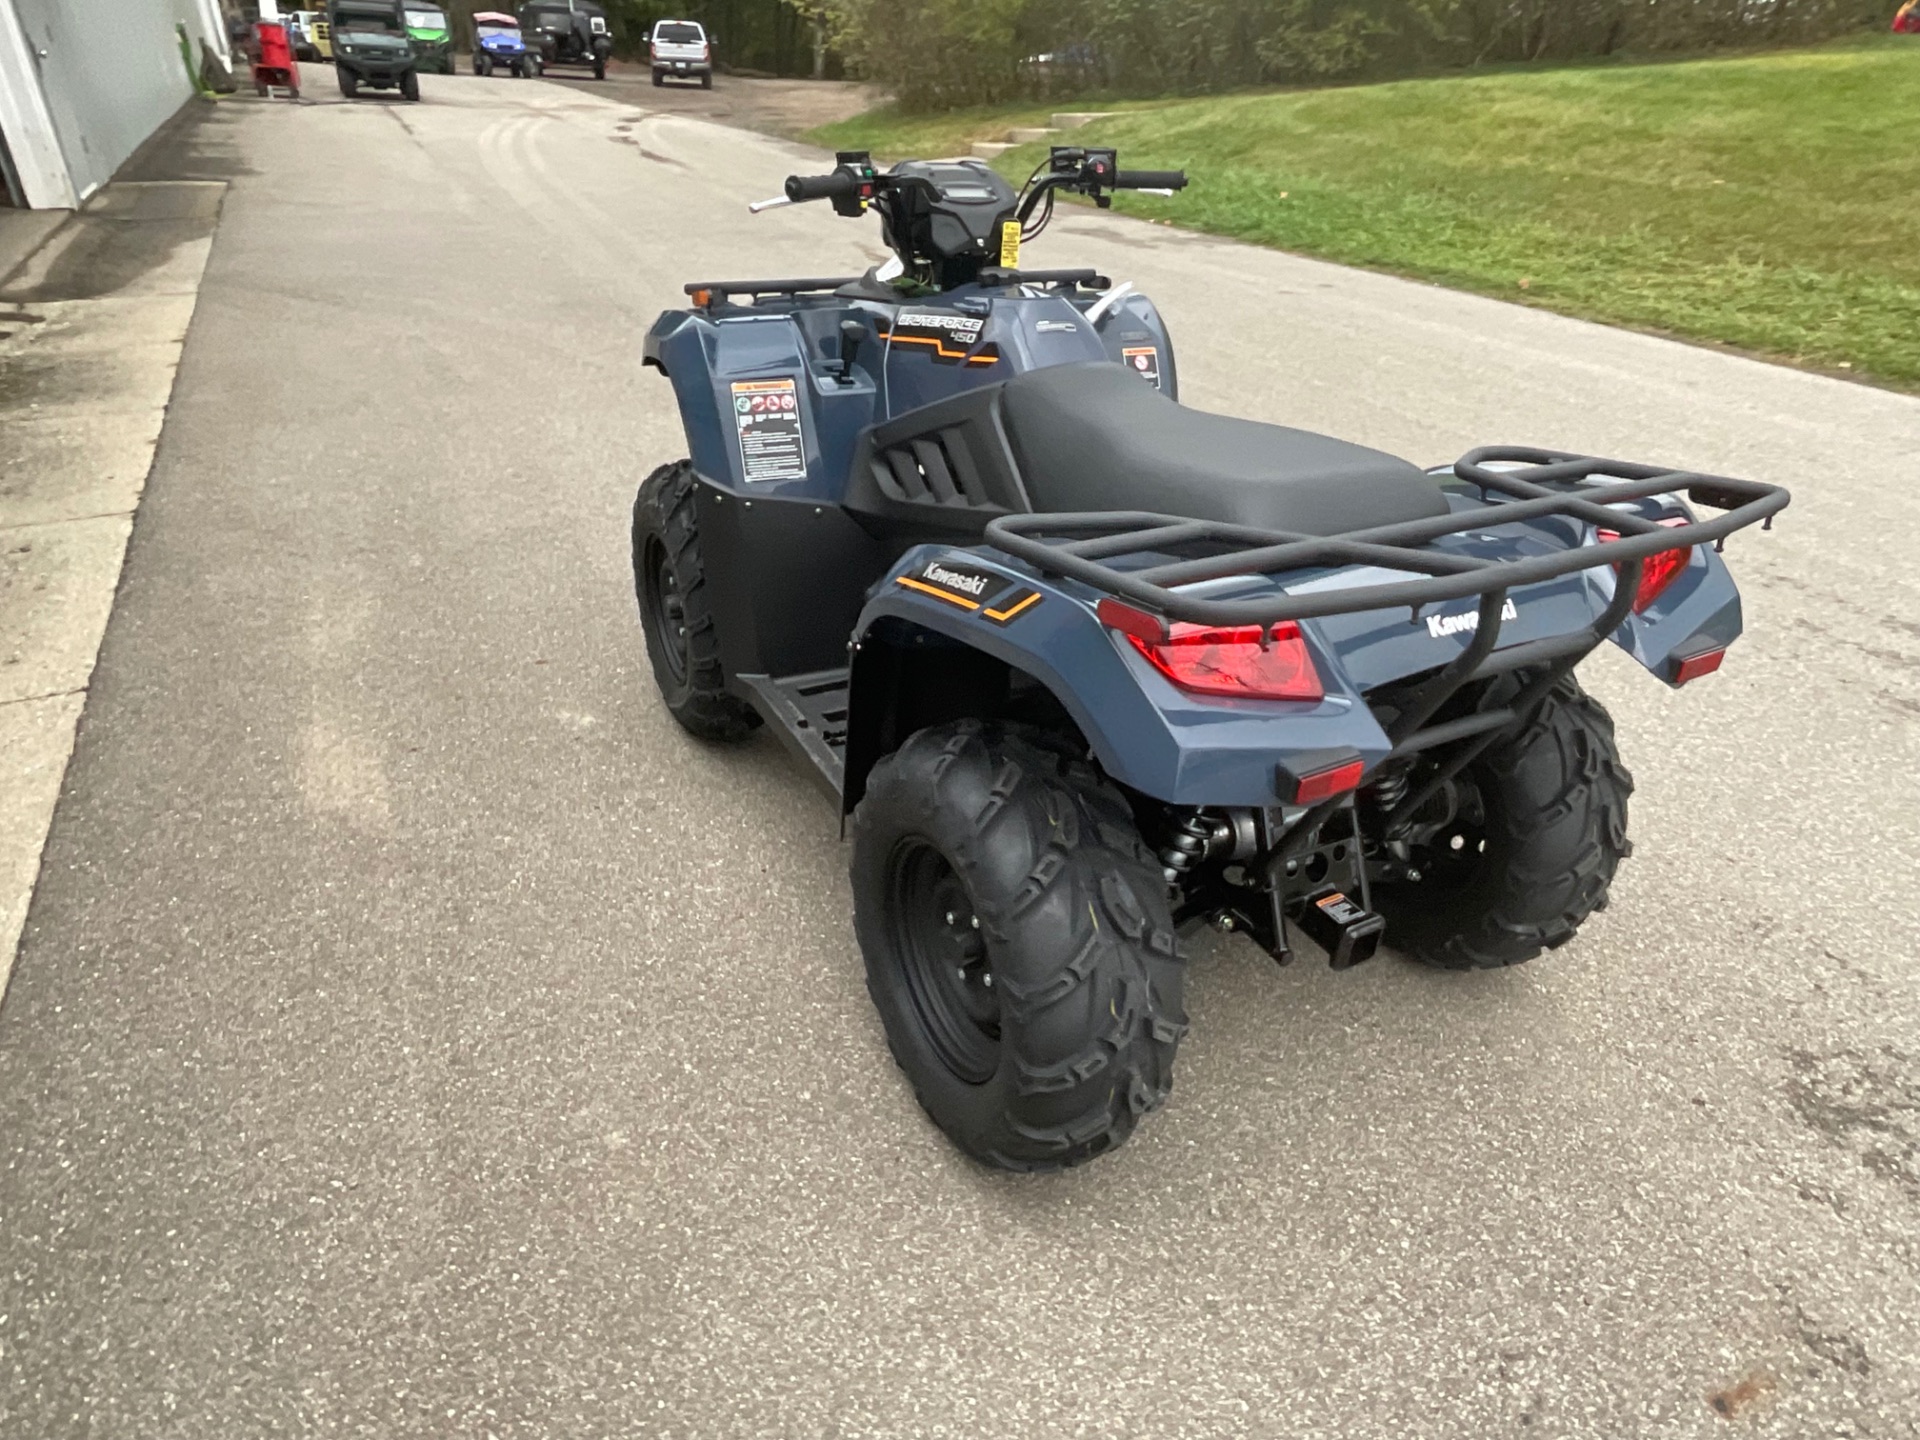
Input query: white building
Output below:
<box><xmin>0</xmin><ymin>0</ymin><xmax>233</xmax><ymax>208</ymax></box>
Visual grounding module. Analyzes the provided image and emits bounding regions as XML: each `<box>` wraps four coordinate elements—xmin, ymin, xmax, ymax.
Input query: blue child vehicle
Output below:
<box><xmin>632</xmin><ymin>148</ymin><xmax>1790</xmax><ymax>1171</ymax></box>
<box><xmin>471</xmin><ymin>10</ymin><xmax>537</xmax><ymax>76</ymax></box>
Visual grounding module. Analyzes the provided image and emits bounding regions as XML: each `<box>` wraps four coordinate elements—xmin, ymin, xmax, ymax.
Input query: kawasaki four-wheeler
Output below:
<box><xmin>330</xmin><ymin>0</ymin><xmax>419</xmax><ymax>100</ymax></box>
<box><xmin>519</xmin><ymin>0</ymin><xmax>611</xmax><ymax>79</ymax></box>
<box><xmin>631</xmin><ymin>148</ymin><xmax>1789</xmax><ymax>1171</ymax></box>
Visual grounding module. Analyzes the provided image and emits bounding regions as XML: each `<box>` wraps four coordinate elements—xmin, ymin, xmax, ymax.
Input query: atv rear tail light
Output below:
<box><xmin>1121</xmin><ymin>618</ymin><xmax>1324</xmax><ymax>702</ymax></box>
<box><xmin>1596</xmin><ymin>516</ymin><xmax>1691</xmax><ymax>613</ymax></box>
<box><xmin>1285</xmin><ymin>757</ymin><xmax>1366</xmax><ymax>806</ymax></box>
<box><xmin>1671</xmin><ymin>646</ymin><xmax>1726</xmax><ymax>685</ymax></box>
<box><xmin>1096</xmin><ymin>597</ymin><xmax>1167</xmax><ymax>644</ymax></box>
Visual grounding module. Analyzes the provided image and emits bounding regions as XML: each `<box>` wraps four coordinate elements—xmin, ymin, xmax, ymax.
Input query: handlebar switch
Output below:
<box><xmin>832</xmin><ymin>150</ymin><xmax>878</xmax><ymax>218</ymax></box>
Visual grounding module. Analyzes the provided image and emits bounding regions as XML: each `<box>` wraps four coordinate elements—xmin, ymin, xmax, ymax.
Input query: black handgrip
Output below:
<box><xmin>1115</xmin><ymin>170</ymin><xmax>1188</xmax><ymax>190</ymax></box>
<box><xmin>785</xmin><ymin>171</ymin><xmax>856</xmax><ymax>203</ymax></box>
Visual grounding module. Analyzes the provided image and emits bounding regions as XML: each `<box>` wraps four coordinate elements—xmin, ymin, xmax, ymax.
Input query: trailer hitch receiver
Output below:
<box><xmin>1295</xmin><ymin>889</ymin><xmax>1386</xmax><ymax>970</ymax></box>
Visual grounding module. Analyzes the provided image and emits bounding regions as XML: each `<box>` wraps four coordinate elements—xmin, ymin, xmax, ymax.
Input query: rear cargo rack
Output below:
<box><xmin>985</xmin><ymin>447</ymin><xmax>1789</xmax><ymax>843</ymax></box>
<box><xmin>984</xmin><ymin>448</ymin><xmax>1788</xmax><ymax>630</ymax></box>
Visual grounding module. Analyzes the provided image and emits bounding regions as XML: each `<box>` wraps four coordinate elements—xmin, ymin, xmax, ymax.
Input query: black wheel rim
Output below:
<box><xmin>886</xmin><ymin>839</ymin><xmax>1000</xmax><ymax>1084</ymax></box>
<box><xmin>640</xmin><ymin>536</ymin><xmax>690</xmax><ymax>686</ymax></box>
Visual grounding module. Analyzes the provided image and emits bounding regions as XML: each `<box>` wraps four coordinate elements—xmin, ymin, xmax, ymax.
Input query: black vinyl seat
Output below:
<box><xmin>999</xmin><ymin>362</ymin><xmax>1448</xmax><ymax>537</ymax></box>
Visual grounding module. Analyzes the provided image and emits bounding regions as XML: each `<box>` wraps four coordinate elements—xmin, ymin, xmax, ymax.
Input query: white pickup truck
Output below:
<box><xmin>649</xmin><ymin>18</ymin><xmax>712</xmax><ymax>88</ymax></box>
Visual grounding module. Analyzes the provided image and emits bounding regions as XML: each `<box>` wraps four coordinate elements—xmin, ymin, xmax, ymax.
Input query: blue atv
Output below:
<box><xmin>471</xmin><ymin>11</ymin><xmax>538</xmax><ymax>76</ymax></box>
<box><xmin>633</xmin><ymin>148</ymin><xmax>1789</xmax><ymax>1171</ymax></box>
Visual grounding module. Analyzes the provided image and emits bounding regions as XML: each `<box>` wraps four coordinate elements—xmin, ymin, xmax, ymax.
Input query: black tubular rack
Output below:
<box><xmin>984</xmin><ymin>447</ymin><xmax>1789</xmax><ymax>849</ymax></box>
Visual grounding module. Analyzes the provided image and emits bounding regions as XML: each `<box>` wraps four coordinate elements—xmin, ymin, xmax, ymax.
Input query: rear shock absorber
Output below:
<box><xmin>1159</xmin><ymin>809</ymin><xmax>1259</xmax><ymax>885</ymax></box>
<box><xmin>1367</xmin><ymin>766</ymin><xmax>1409</xmax><ymax>815</ymax></box>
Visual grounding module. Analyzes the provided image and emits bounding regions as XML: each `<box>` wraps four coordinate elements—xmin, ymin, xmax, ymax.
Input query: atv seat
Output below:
<box><xmin>1000</xmin><ymin>362</ymin><xmax>1448</xmax><ymax>537</ymax></box>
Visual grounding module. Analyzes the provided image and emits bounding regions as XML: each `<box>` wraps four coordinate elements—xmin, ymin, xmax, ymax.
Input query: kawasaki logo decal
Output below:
<box><xmin>894</xmin><ymin>557</ymin><xmax>1042</xmax><ymax>624</ymax></box>
<box><xmin>1427</xmin><ymin>597</ymin><xmax>1518</xmax><ymax>639</ymax></box>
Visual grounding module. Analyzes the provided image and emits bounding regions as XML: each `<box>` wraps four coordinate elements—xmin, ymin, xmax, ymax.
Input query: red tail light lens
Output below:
<box><xmin>1597</xmin><ymin>517</ymin><xmax>1692</xmax><ymax>613</ymax></box>
<box><xmin>1124</xmin><ymin>620</ymin><xmax>1324</xmax><ymax>702</ymax></box>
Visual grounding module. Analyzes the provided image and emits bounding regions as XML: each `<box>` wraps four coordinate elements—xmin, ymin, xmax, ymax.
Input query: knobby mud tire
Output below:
<box><xmin>851</xmin><ymin>721</ymin><xmax>1187</xmax><ymax>1171</ymax></box>
<box><xmin>632</xmin><ymin>461</ymin><xmax>760</xmax><ymax>743</ymax></box>
<box><xmin>1378</xmin><ymin>677</ymin><xmax>1633</xmax><ymax>970</ymax></box>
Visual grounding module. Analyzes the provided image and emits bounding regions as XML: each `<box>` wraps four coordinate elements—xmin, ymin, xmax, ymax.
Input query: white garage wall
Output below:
<box><xmin>5</xmin><ymin>0</ymin><xmax>226</xmax><ymax>205</ymax></box>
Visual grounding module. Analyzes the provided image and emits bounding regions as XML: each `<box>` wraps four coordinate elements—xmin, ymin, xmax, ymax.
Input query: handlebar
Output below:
<box><xmin>784</xmin><ymin>171</ymin><xmax>857</xmax><ymax>204</ymax></box>
<box><xmin>1115</xmin><ymin>170</ymin><xmax>1188</xmax><ymax>191</ymax></box>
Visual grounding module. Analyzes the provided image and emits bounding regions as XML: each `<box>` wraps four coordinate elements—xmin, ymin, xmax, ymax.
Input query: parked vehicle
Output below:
<box><xmin>286</xmin><ymin>10</ymin><xmax>333</xmax><ymax>61</ymax></box>
<box><xmin>519</xmin><ymin>0</ymin><xmax>611</xmax><ymax>79</ymax></box>
<box><xmin>330</xmin><ymin>0</ymin><xmax>420</xmax><ymax>100</ymax></box>
<box><xmin>649</xmin><ymin>18</ymin><xmax>711</xmax><ymax>88</ymax></box>
<box><xmin>630</xmin><ymin>146</ymin><xmax>1790</xmax><ymax>1172</ymax></box>
<box><xmin>403</xmin><ymin>3</ymin><xmax>453</xmax><ymax>72</ymax></box>
<box><xmin>472</xmin><ymin>11</ymin><xmax>538</xmax><ymax>75</ymax></box>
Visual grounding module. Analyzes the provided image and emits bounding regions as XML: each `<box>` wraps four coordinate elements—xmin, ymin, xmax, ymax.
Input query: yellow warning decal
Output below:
<box><xmin>999</xmin><ymin>221</ymin><xmax>1021</xmax><ymax>270</ymax></box>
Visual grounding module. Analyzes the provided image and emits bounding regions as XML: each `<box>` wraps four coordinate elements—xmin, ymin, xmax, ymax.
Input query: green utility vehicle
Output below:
<box><xmin>403</xmin><ymin>3</ymin><xmax>453</xmax><ymax>72</ymax></box>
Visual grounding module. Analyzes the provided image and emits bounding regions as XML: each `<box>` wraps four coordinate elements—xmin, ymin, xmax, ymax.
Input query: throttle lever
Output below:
<box><xmin>747</xmin><ymin>196</ymin><xmax>793</xmax><ymax>214</ymax></box>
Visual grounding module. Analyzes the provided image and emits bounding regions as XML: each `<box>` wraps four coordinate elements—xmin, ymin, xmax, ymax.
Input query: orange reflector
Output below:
<box><xmin>1289</xmin><ymin>758</ymin><xmax>1366</xmax><ymax>806</ymax></box>
<box><xmin>1672</xmin><ymin>647</ymin><xmax>1726</xmax><ymax>685</ymax></box>
<box><xmin>691</xmin><ymin>288</ymin><xmax>712</xmax><ymax>308</ymax></box>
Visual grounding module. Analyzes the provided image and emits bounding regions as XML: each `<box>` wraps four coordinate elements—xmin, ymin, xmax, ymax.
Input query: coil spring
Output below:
<box><xmin>1160</xmin><ymin>810</ymin><xmax>1217</xmax><ymax>881</ymax></box>
<box><xmin>1368</xmin><ymin>767</ymin><xmax>1409</xmax><ymax>813</ymax></box>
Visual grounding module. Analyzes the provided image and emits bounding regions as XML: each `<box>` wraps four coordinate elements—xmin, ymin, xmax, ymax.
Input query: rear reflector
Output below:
<box><xmin>1289</xmin><ymin>758</ymin><xmax>1365</xmax><ymax>806</ymax></box>
<box><xmin>1597</xmin><ymin>516</ymin><xmax>1692</xmax><ymax>613</ymax></box>
<box><xmin>1671</xmin><ymin>647</ymin><xmax>1726</xmax><ymax>685</ymax></box>
<box><xmin>1119</xmin><ymin>619</ymin><xmax>1324</xmax><ymax>702</ymax></box>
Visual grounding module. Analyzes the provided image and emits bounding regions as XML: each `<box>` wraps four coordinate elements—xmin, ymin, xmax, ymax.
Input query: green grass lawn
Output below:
<box><xmin>812</xmin><ymin>37</ymin><xmax>1920</xmax><ymax>388</ymax></box>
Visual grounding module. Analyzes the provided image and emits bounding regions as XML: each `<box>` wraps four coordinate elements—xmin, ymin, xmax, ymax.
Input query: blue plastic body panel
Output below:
<box><xmin>850</xmin><ymin>486</ymin><xmax>1744</xmax><ymax>806</ymax></box>
<box><xmin>644</xmin><ymin>280</ymin><xmax>1177</xmax><ymax>504</ymax></box>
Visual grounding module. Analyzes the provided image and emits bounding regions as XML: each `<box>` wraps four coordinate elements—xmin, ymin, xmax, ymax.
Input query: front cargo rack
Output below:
<box><xmin>984</xmin><ymin>447</ymin><xmax>1790</xmax><ymax>844</ymax></box>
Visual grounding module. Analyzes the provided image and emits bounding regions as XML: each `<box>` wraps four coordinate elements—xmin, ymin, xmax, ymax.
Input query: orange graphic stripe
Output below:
<box><xmin>984</xmin><ymin>592</ymin><xmax>1041</xmax><ymax>622</ymax></box>
<box><xmin>895</xmin><ymin>576</ymin><xmax>980</xmax><ymax>610</ymax></box>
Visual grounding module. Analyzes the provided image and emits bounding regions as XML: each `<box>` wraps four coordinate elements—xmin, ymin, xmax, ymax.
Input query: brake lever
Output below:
<box><xmin>747</xmin><ymin>196</ymin><xmax>792</xmax><ymax>214</ymax></box>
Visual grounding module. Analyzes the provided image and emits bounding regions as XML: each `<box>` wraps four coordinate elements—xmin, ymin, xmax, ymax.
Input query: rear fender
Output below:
<box><xmin>843</xmin><ymin>547</ymin><xmax>1393</xmax><ymax>813</ymax></box>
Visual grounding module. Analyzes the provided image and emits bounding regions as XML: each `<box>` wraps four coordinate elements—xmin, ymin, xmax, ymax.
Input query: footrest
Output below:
<box><xmin>737</xmin><ymin>669</ymin><xmax>850</xmax><ymax>799</ymax></box>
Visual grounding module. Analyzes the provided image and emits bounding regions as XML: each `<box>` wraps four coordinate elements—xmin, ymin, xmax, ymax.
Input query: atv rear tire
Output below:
<box><xmin>593</xmin><ymin>55</ymin><xmax>606</xmax><ymax>80</ymax></box>
<box><xmin>851</xmin><ymin>721</ymin><xmax>1187</xmax><ymax>1171</ymax></box>
<box><xmin>632</xmin><ymin>461</ymin><xmax>760</xmax><ymax>743</ymax></box>
<box><xmin>338</xmin><ymin>67</ymin><xmax>358</xmax><ymax>97</ymax></box>
<box><xmin>1375</xmin><ymin>676</ymin><xmax>1633</xmax><ymax>970</ymax></box>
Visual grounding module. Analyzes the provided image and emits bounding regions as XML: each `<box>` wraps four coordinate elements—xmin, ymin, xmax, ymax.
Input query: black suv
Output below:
<box><xmin>330</xmin><ymin>0</ymin><xmax>420</xmax><ymax>99</ymax></box>
<box><xmin>519</xmin><ymin>0</ymin><xmax>612</xmax><ymax>79</ymax></box>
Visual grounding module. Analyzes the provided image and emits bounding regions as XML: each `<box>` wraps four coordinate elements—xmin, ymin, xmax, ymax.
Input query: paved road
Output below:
<box><xmin>2</xmin><ymin>77</ymin><xmax>1917</xmax><ymax>1440</ymax></box>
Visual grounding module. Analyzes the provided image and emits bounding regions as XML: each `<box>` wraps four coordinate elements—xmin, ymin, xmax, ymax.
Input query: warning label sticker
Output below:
<box><xmin>1122</xmin><ymin>345</ymin><xmax>1163</xmax><ymax>390</ymax></box>
<box><xmin>731</xmin><ymin>377</ymin><xmax>807</xmax><ymax>483</ymax></box>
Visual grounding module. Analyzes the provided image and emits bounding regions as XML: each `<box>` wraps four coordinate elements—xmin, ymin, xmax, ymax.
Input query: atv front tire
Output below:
<box><xmin>1375</xmin><ymin>676</ymin><xmax>1633</xmax><ymax>969</ymax></box>
<box><xmin>632</xmin><ymin>461</ymin><xmax>760</xmax><ymax>742</ymax></box>
<box><xmin>851</xmin><ymin>722</ymin><xmax>1187</xmax><ymax>1171</ymax></box>
<box><xmin>401</xmin><ymin>68</ymin><xmax>420</xmax><ymax>101</ymax></box>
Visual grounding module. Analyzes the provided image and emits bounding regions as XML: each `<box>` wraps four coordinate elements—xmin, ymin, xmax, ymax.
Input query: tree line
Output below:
<box><xmin>444</xmin><ymin>0</ymin><xmax>1898</xmax><ymax>100</ymax></box>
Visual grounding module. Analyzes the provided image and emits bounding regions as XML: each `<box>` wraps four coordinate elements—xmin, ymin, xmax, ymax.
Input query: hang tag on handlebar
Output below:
<box><xmin>998</xmin><ymin>221</ymin><xmax>1021</xmax><ymax>269</ymax></box>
